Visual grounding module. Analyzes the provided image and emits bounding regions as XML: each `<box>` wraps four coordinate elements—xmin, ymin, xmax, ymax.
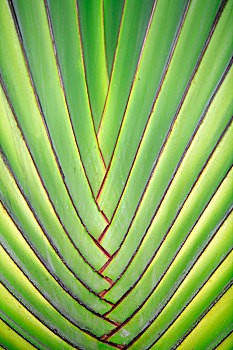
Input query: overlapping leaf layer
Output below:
<box><xmin>0</xmin><ymin>0</ymin><xmax>233</xmax><ymax>349</ymax></box>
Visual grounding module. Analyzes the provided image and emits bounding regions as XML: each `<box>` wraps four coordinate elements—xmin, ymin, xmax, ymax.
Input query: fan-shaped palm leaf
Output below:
<box><xmin>0</xmin><ymin>0</ymin><xmax>232</xmax><ymax>349</ymax></box>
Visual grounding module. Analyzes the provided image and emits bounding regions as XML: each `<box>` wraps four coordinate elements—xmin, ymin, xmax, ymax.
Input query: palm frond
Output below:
<box><xmin>0</xmin><ymin>0</ymin><xmax>232</xmax><ymax>349</ymax></box>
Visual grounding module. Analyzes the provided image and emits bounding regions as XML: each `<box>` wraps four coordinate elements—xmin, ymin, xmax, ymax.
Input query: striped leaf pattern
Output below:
<box><xmin>0</xmin><ymin>0</ymin><xmax>232</xmax><ymax>349</ymax></box>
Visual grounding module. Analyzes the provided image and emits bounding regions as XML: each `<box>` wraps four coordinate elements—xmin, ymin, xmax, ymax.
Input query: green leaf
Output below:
<box><xmin>0</xmin><ymin>0</ymin><xmax>232</xmax><ymax>348</ymax></box>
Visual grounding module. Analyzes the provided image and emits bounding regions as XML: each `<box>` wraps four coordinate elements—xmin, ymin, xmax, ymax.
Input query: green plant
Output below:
<box><xmin>0</xmin><ymin>0</ymin><xmax>232</xmax><ymax>349</ymax></box>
